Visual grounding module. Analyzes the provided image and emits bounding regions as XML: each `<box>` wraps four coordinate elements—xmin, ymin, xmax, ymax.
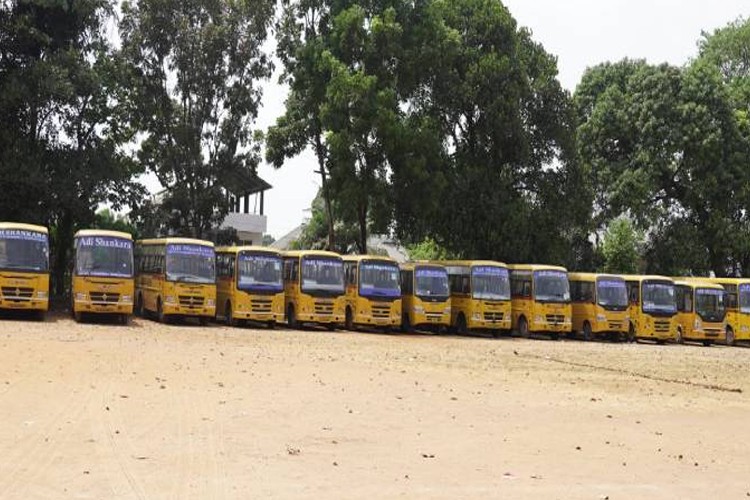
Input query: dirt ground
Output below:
<box><xmin>0</xmin><ymin>313</ymin><xmax>749</xmax><ymax>499</ymax></box>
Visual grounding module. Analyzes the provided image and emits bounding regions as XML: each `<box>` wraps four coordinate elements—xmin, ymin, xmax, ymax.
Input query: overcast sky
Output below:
<box><xmin>232</xmin><ymin>1</ymin><xmax>749</xmax><ymax>239</ymax></box>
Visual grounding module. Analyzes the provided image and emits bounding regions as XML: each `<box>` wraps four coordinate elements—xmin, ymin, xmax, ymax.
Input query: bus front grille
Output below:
<box><xmin>608</xmin><ymin>321</ymin><xmax>624</xmax><ymax>331</ymax></box>
<box><xmin>179</xmin><ymin>295</ymin><xmax>204</xmax><ymax>308</ymax></box>
<box><xmin>251</xmin><ymin>299</ymin><xmax>272</xmax><ymax>313</ymax></box>
<box><xmin>90</xmin><ymin>292</ymin><xmax>120</xmax><ymax>304</ymax></box>
<box><xmin>483</xmin><ymin>312</ymin><xmax>504</xmax><ymax>322</ymax></box>
<box><xmin>425</xmin><ymin>312</ymin><xmax>443</xmax><ymax>322</ymax></box>
<box><xmin>546</xmin><ymin>314</ymin><xmax>565</xmax><ymax>324</ymax></box>
<box><xmin>372</xmin><ymin>303</ymin><xmax>391</xmax><ymax>319</ymax></box>
<box><xmin>314</xmin><ymin>301</ymin><xmax>334</xmax><ymax>315</ymax></box>
<box><xmin>654</xmin><ymin>320</ymin><xmax>671</xmax><ymax>333</ymax></box>
<box><xmin>1</xmin><ymin>287</ymin><xmax>34</xmax><ymax>301</ymax></box>
<box><xmin>704</xmin><ymin>327</ymin><xmax>722</xmax><ymax>337</ymax></box>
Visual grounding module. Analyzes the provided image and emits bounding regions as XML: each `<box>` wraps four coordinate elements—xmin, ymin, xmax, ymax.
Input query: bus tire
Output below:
<box><xmin>287</xmin><ymin>305</ymin><xmax>298</xmax><ymax>329</ymax></box>
<box><xmin>401</xmin><ymin>314</ymin><xmax>411</xmax><ymax>333</ymax></box>
<box><xmin>157</xmin><ymin>299</ymin><xmax>168</xmax><ymax>324</ymax></box>
<box><xmin>135</xmin><ymin>294</ymin><xmax>144</xmax><ymax>317</ymax></box>
<box><xmin>518</xmin><ymin>316</ymin><xmax>529</xmax><ymax>338</ymax></box>
<box><xmin>225</xmin><ymin>301</ymin><xmax>235</xmax><ymax>327</ymax></box>
<box><xmin>345</xmin><ymin>307</ymin><xmax>354</xmax><ymax>331</ymax></box>
<box><xmin>456</xmin><ymin>314</ymin><xmax>468</xmax><ymax>336</ymax></box>
<box><xmin>726</xmin><ymin>326</ymin><xmax>735</xmax><ymax>346</ymax></box>
<box><xmin>627</xmin><ymin>324</ymin><xmax>636</xmax><ymax>343</ymax></box>
<box><xmin>582</xmin><ymin>321</ymin><xmax>592</xmax><ymax>341</ymax></box>
<box><xmin>675</xmin><ymin>327</ymin><xmax>684</xmax><ymax>344</ymax></box>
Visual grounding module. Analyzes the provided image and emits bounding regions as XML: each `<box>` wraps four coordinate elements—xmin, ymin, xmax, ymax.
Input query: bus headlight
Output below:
<box><xmin>75</xmin><ymin>292</ymin><xmax>87</xmax><ymax>301</ymax></box>
<box><xmin>37</xmin><ymin>291</ymin><xmax>48</xmax><ymax>299</ymax></box>
<box><xmin>444</xmin><ymin>306</ymin><xmax>451</xmax><ymax>314</ymax></box>
<box><xmin>472</xmin><ymin>312</ymin><xmax>481</xmax><ymax>321</ymax></box>
<box><xmin>165</xmin><ymin>296</ymin><xmax>176</xmax><ymax>304</ymax></box>
<box><xmin>207</xmin><ymin>299</ymin><xmax>215</xmax><ymax>307</ymax></box>
<box><xmin>535</xmin><ymin>315</ymin><xmax>544</xmax><ymax>323</ymax></box>
<box><xmin>414</xmin><ymin>305</ymin><xmax>424</xmax><ymax>313</ymax></box>
<box><xmin>121</xmin><ymin>295</ymin><xmax>133</xmax><ymax>304</ymax></box>
<box><xmin>694</xmin><ymin>319</ymin><xmax>702</xmax><ymax>330</ymax></box>
<box><xmin>596</xmin><ymin>314</ymin><xmax>607</xmax><ymax>322</ymax></box>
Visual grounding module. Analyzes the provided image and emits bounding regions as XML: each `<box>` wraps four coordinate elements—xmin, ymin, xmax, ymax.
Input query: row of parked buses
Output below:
<box><xmin>1</xmin><ymin>221</ymin><xmax>748</xmax><ymax>346</ymax></box>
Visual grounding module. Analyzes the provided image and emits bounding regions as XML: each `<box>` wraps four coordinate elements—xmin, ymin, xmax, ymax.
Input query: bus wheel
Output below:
<box><xmin>582</xmin><ymin>322</ymin><xmax>592</xmax><ymax>341</ymax></box>
<box><xmin>157</xmin><ymin>300</ymin><xmax>168</xmax><ymax>324</ymax></box>
<box><xmin>135</xmin><ymin>294</ymin><xmax>144</xmax><ymax>317</ymax></box>
<box><xmin>401</xmin><ymin>314</ymin><xmax>411</xmax><ymax>333</ymax></box>
<box><xmin>627</xmin><ymin>325</ymin><xmax>636</xmax><ymax>343</ymax></box>
<box><xmin>225</xmin><ymin>302</ymin><xmax>235</xmax><ymax>327</ymax></box>
<box><xmin>345</xmin><ymin>307</ymin><xmax>354</xmax><ymax>331</ymax></box>
<box><xmin>518</xmin><ymin>317</ymin><xmax>529</xmax><ymax>338</ymax></box>
<box><xmin>726</xmin><ymin>327</ymin><xmax>735</xmax><ymax>346</ymax></box>
<box><xmin>287</xmin><ymin>305</ymin><xmax>298</xmax><ymax>329</ymax></box>
<box><xmin>457</xmin><ymin>314</ymin><xmax>468</xmax><ymax>336</ymax></box>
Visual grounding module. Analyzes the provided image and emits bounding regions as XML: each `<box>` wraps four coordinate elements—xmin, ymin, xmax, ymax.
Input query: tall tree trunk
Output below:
<box><xmin>357</xmin><ymin>199</ymin><xmax>368</xmax><ymax>254</ymax></box>
<box><xmin>314</xmin><ymin>134</ymin><xmax>335</xmax><ymax>250</ymax></box>
<box><xmin>53</xmin><ymin>211</ymin><xmax>74</xmax><ymax>302</ymax></box>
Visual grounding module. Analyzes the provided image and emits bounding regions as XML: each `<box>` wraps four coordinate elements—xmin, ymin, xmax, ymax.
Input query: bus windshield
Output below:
<box><xmin>415</xmin><ymin>267</ymin><xmax>449</xmax><ymax>298</ymax></box>
<box><xmin>359</xmin><ymin>261</ymin><xmax>400</xmax><ymax>298</ymax></box>
<box><xmin>76</xmin><ymin>236</ymin><xmax>133</xmax><ymax>278</ymax></box>
<box><xmin>237</xmin><ymin>252</ymin><xmax>283</xmax><ymax>292</ymax></box>
<box><xmin>472</xmin><ymin>266</ymin><xmax>510</xmax><ymax>301</ymax></box>
<box><xmin>166</xmin><ymin>244</ymin><xmax>215</xmax><ymax>284</ymax></box>
<box><xmin>740</xmin><ymin>284</ymin><xmax>750</xmax><ymax>314</ymax></box>
<box><xmin>695</xmin><ymin>288</ymin><xmax>726</xmax><ymax>322</ymax></box>
<box><xmin>301</xmin><ymin>257</ymin><xmax>345</xmax><ymax>295</ymax></box>
<box><xmin>0</xmin><ymin>228</ymin><xmax>49</xmax><ymax>272</ymax></box>
<box><xmin>596</xmin><ymin>278</ymin><xmax>628</xmax><ymax>310</ymax></box>
<box><xmin>533</xmin><ymin>270</ymin><xmax>570</xmax><ymax>303</ymax></box>
<box><xmin>642</xmin><ymin>281</ymin><xmax>676</xmax><ymax>314</ymax></box>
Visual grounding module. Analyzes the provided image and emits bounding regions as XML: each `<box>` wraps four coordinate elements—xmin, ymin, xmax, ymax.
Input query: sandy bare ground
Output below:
<box><xmin>0</xmin><ymin>314</ymin><xmax>749</xmax><ymax>499</ymax></box>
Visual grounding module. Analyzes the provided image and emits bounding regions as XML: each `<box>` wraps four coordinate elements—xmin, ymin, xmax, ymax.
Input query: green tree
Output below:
<box><xmin>93</xmin><ymin>209</ymin><xmax>137</xmax><ymax>236</ymax></box>
<box><xmin>391</xmin><ymin>0</ymin><xmax>589</xmax><ymax>266</ymax></box>
<box><xmin>575</xmin><ymin>58</ymin><xmax>747</xmax><ymax>276</ymax></box>
<box><xmin>406</xmin><ymin>238</ymin><xmax>453</xmax><ymax>261</ymax></box>
<box><xmin>599</xmin><ymin>218</ymin><xmax>641</xmax><ymax>274</ymax></box>
<box><xmin>120</xmin><ymin>0</ymin><xmax>275</xmax><ymax>238</ymax></box>
<box><xmin>0</xmin><ymin>0</ymin><xmax>144</xmax><ymax>295</ymax></box>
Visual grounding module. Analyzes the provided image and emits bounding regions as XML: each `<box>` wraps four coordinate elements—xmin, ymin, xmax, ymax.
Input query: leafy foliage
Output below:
<box><xmin>599</xmin><ymin>218</ymin><xmax>641</xmax><ymax>274</ymax></box>
<box><xmin>120</xmin><ymin>0</ymin><xmax>275</xmax><ymax>238</ymax></box>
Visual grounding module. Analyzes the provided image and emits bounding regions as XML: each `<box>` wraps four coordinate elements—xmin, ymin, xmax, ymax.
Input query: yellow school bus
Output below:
<box><xmin>135</xmin><ymin>238</ymin><xmax>216</xmax><ymax>324</ymax></box>
<box><xmin>342</xmin><ymin>255</ymin><xmax>402</xmax><ymax>330</ymax></box>
<box><xmin>71</xmin><ymin>229</ymin><xmax>134</xmax><ymax>323</ymax></box>
<box><xmin>690</xmin><ymin>277</ymin><xmax>750</xmax><ymax>345</ymax></box>
<box><xmin>215</xmin><ymin>246</ymin><xmax>285</xmax><ymax>327</ymax></box>
<box><xmin>673</xmin><ymin>280</ymin><xmax>726</xmax><ymax>346</ymax></box>
<box><xmin>439</xmin><ymin>260</ymin><xmax>512</xmax><ymax>336</ymax></box>
<box><xmin>622</xmin><ymin>275</ymin><xmax>677</xmax><ymax>343</ymax></box>
<box><xmin>399</xmin><ymin>262</ymin><xmax>451</xmax><ymax>332</ymax></box>
<box><xmin>282</xmin><ymin>250</ymin><xmax>346</xmax><ymax>329</ymax></box>
<box><xmin>568</xmin><ymin>273</ymin><xmax>629</xmax><ymax>341</ymax></box>
<box><xmin>509</xmin><ymin>264</ymin><xmax>572</xmax><ymax>339</ymax></box>
<box><xmin>0</xmin><ymin>222</ymin><xmax>49</xmax><ymax>318</ymax></box>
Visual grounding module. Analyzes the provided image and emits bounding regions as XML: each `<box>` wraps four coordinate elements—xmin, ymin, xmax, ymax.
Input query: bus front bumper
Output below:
<box><xmin>356</xmin><ymin>314</ymin><xmax>401</xmax><ymax>327</ymax></box>
<box><xmin>297</xmin><ymin>313</ymin><xmax>344</xmax><ymax>324</ymax></box>
<box><xmin>234</xmin><ymin>311</ymin><xmax>285</xmax><ymax>323</ymax></box>
<box><xmin>470</xmin><ymin>318</ymin><xmax>512</xmax><ymax>330</ymax></box>
<box><xmin>163</xmin><ymin>304</ymin><xmax>216</xmax><ymax>317</ymax></box>
<box><xmin>531</xmin><ymin>320</ymin><xmax>572</xmax><ymax>333</ymax></box>
<box><xmin>0</xmin><ymin>297</ymin><xmax>48</xmax><ymax>311</ymax></box>
<box><xmin>75</xmin><ymin>300</ymin><xmax>133</xmax><ymax>315</ymax></box>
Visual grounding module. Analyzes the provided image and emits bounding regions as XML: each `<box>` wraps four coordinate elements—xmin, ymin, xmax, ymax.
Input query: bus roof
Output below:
<box><xmin>399</xmin><ymin>261</ymin><xmax>446</xmax><ymax>271</ymax></box>
<box><xmin>137</xmin><ymin>238</ymin><xmax>214</xmax><ymax>247</ymax></box>
<box><xmin>342</xmin><ymin>254</ymin><xmax>398</xmax><ymax>264</ymax></box>
<box><xmin>283</xmin><ymin>250</ymin><xmax>342</xmax><ymax>259</ymax></box>
<box><xmin>216</xmin><ymin>245</ymin><xmax>280</xmax><ymax>255</ymax></box>
<box><xmin>0</xmin><ymin>222</ymin><xmax>48</xmax><ymax>234</ymax></box>
<box><xmin>508</xmin><ymin>264</ymin><xmax>568</xmax><ymax>272</ymax></box>
<box><xmin>75</xmin><ymin>229</ymin><xmax>132</xmax><ymax>240</ymax></box>
<box><xmin>436</xmin><ymin>260</ymin><xmax>509</xmax><ymax>268</ymax></box>
<box><xmin>620</xmin><ymin>274</ymin><xmax>674</xmax><ymax>283</ymax></box>
<box><xmin>673</xmin><ymin>279</ymin><xmax>726</xmax><ymax>291</ymax></box>
<box><xmin>684</xmin><ymin>276</ymin><xmax>750</xmax><ymax>286</ymax></box>
<box><xmin>568</xmin><ymin>272</ymin><xmax>624</xmax><ymax>281</ymax></box>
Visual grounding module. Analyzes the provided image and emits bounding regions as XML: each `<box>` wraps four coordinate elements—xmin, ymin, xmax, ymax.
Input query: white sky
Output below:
<box><xmin>145</xmin><ymin>1</ymin><xmax>750</xmax><ymax>239</ymax></box>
